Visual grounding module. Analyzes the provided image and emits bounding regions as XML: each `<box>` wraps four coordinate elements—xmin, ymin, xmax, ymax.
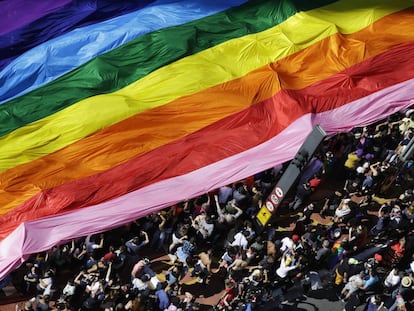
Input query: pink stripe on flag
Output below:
<box><xmin>1</xmin><ymin>77</ymin><xmax>413</xmax><ymax>280</ymax></box>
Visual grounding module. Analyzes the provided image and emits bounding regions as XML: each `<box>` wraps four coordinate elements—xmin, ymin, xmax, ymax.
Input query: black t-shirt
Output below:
<box><xmin>303</xmin><ymin>207</ymin><xmax>313</xmax><ymax>222</ymax></box>
<box><xmin>344</xmin><ymin>292</ymin><xmax>361</xmax><ymax>311</ymax></box>
<box><xmin>383</xmin><ymin>131</ymin><xmax>401</xmax><ymax>150</ymax></box>
<box><xmin>337</xmin><ymin>260</ymin><xmax>363</xmax><ymax>278</ymax></box>
<box><xmin>326</xmin><ymin>192</ymin><xmax>343</xmax><ymax>212</ymax></box>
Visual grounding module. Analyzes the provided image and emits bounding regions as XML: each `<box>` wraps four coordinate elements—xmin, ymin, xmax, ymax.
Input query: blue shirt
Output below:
<box><xmin>156</xmin><ymin>289</ymin><xmax>170</xmax><ymax>309</ymax></box>
<box><xmin>364</xmin><ymin>274</ymin><xmax>379</xmax><ymax>289</ymax></box>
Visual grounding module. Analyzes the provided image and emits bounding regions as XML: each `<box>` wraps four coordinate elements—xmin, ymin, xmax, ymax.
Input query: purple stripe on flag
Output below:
<box><xmin>0</xmin><ymin>0</ymin><xmax>72</xmax><ymax>35</ymax></box>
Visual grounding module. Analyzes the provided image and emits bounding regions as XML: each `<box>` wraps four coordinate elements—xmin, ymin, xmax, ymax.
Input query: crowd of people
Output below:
<box><xmin>3</xmin><ymin>110</ymin><xmax>414</xmax><ymax>311</ymax></box>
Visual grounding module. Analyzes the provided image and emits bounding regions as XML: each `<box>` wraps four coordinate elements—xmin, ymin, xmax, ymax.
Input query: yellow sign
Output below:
<box><xmin>256</xmin><ymin>205</ymin><xmax>272</xmax><ymax>226</ymax></box>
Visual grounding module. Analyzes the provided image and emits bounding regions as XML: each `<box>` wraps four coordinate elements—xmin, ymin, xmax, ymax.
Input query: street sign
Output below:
<box><xmin>266</xmin><ymin>200</ymin><xmax>275</xmax><ymax>212</ymax></box>
<box><xmin>274</xmin><ymin>186</ymin><xmax>284</xmax><ymax>198</ymax></box>
<box><xmin>270</xmin><ymin>194</ymin><xmax>280</xmax><ymax>206</ymax></box>
<box><xmin>256</xmin><ymin>205</ymin><xmax>272</xmax><ymax>226</ymax></box>
<box><xmin>255</xmin><ymin>125</ymin><xmax>327</xmax><ymax>228</ymax></box>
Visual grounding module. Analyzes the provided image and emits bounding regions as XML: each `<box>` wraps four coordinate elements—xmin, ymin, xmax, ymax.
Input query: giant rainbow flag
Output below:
<box><xmin>1</xmin><ymin>0</ymin><xmax>414</xmax><ymax>280</ymax></box>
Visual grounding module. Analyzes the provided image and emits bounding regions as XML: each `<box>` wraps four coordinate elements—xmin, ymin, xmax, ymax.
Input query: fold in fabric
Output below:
<box><xmin>0</xmin><ymin>0</ymin><xmax>156</xmax><ymax>71</ymax></box>
<box><xmin>1</xmin><ymin>77</ymin><xmax>413</xmax><ymax>280</ymax></box>
<box><xmin>1</xmin><ymin>4</ymin><xmax>411</xmax><ymax>169</ymax></box>
<box><xmin>1</xmin><ymin>40</ymin><xmax>414</xmax><ymax>240</ymax></box>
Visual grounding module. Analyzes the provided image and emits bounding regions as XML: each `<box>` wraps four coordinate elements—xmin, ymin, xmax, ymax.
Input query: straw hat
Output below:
<box><xmin>401</xmin><ymin>276</ymin><xmax>412</xmax><ymax>288</ymax></box>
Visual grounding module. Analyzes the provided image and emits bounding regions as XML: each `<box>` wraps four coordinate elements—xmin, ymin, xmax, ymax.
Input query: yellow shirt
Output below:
<box><xmin>344</xmin><ymin>152</ymin><xmax>360</xmax><ymax>170</ymax></box>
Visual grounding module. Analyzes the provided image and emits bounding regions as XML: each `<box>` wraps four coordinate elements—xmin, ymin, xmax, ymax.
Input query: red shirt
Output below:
<box><xmin>102</xmin><ymin>252</ymin><xmax>117</xmax><ymax>262</ymax></box>
<box><xmin>391</xmin><ymin>242</ymin><xmax>405</xmax><ymax>257</ymax></box>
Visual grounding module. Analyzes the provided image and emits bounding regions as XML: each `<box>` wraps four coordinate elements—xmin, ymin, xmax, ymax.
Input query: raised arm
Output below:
<box><xmin>233</xmin><ymin>203</ymin><xmax>243</xmax><ymax>219</ymax></box>
<box><xmin>214</xmin><ymin>195</ymin><xmax>225</xmax><ymax>218</ymax></box>
<box><xmin>105</xmin><ymin>262</ymin><xmax>112</xmax><ymax>283</ymax></box>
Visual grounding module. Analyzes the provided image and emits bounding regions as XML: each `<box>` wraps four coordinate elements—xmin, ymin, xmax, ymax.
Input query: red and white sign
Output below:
<box><xmin>275</xmin><ymin>186</ymin><xmax>284</xmax><ymax>198</ymax></box>
<box><xmin>270</xmin><ymin>194</ymin><xmax>280</xmax><ymax>206</ymax></box>
<box><xmin>265</xmin><ymin>200</ymin><xmax>275</xmax><ymax>212</ymax></box>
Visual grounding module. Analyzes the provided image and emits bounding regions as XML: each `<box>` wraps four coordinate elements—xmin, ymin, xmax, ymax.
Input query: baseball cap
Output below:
<box><xmin>374</xmin><ymin>253</ymin><xmax>382</xmax><ymax>262</ymax></box>
<box><xmin>309</xmin><ymin>178</ymin><xmax>320</xmax><ymax>188</ymax></box>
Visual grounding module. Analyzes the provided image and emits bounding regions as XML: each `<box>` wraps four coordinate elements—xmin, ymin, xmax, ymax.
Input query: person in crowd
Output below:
<box><xmin>29</xmin><ymin>294</ymin><xmax>51</xmax><ymax>311</ymax></box>
<box><xmin>230</xmin><ymin>229</ymin><xmax>251</xmax><ymax>250</ymax></box>
<box><xmin>192</xmin><ymin>193</ymin><xmax>211</xmax><ymax>218</ymax></box>
<box><xmin>24</xmin><ymin>265</ymin><xmax>39</xmax><ymax>293</ymax></box>
<box><xmin>36</xmin><ymin>270</ymin><xmax>53</xmax><ymax>296</ymax></box>
<box><xmin>15</xmin><ymin>301</ymin><xmax>34</xmax><ymax>311</ymax></box>
<box><xmin>293</xmin><ymin>203</ymin><xmax>315</xmax><ymax>237</ymax></box>
<box><xmin>164</xmin><ymin>261</ymin><xmax>184</xmax><ymax>292</ymax></box>
<box><xmin>232</xmin><ymin>182</ymin><xmax>250</xmax><ymax>208</ymax></box>
<box><xmin>226</xmin><ymin>252</ymin><xmax>249</xmax><ymax>282</ymax></box>
<box><xmin>150</xmin><ymin>210</ymin><xmax>173</xmax><ymax>252</ymax></box>
<box><xmin>360</xmin><ymin>268</ymin><xmax>379</xmax><ymax>291</ymax></box>
<box><xmin>275</xmin><ymin>249</ymin><xmax>302</xmax><ymax>281</ymax></box>
<box><xmin>169</xmin><ymin>236</ymin><xmax>197</xmax><ymax>269</ymax></box>
<box><xmin>339</xmin><ymin>270</ymin><xmax>366</xmax><ymax>301</ymax></box>
<box><xmin>214</xmin><ymin>195</ymin><xmax>243</xmax><ymax>226</ymax></box>
<box><xmin>313</xmin><ymin>239</ymin><xmax>331</xmax><ymax>269</ymax></box>
<box><xmin>343</xmin><ymin>149</ymin><xmax>362</xmax><ymax>179</ymax></box>
<box><xmin>215</xmin><ymin>244</ymin><xmax>239</xmax><ymax>275</ymax></box>
<box><xmin>332</xmin><ymin>199</ymin><xmax>352</xmax><ymax>224</ymax></box>
<box><xmin>190</xmin><ymin>249</ymin><xmax>212</xmax><ymax>284</ymax></box>
<box><xmin>190</xmin><ymin>212</ymin><xmax>214</xmax><ymax>244</ymax></box>
<box><xmin>152</xmin><ymin>284</ymin><xmax>170</xmax><ymax>310</ymax></box>
<box><xmin>365</xmin><ymin>294</ymin><xmax>384</xmax><ymax>311</ymax></box>
<box><xmin>61</xmin><ymin>279</ymin><xmax>76</xmax><ymax>308</ymax></box>
<box><xmin>382</xmin><ymin>237</ymin><xmax>407</xmax><ymax>268</ymax></box>
<box><xmin>346</xmin><ymin>223</ymin><xmax>368</xmax><ymax>252</ymax></box>
<box><xmin>289</xmin><ymin>182</ymin><xmax>313</xmax><ymax>212</ymax></box>
<box><xmin>217</xmin><ymin>279</ymin><xmax>236</xmax><ymax>310</ymax></box>
<box><xmin>85</xmin><ymin>234</ymin><xmax>105</xmax><ymax>255</ymax></box>
<box><xmin>125</xmin><ymin>231</ymin><xmax>149</xmax><ymax>255</ymax></box>
<box><xmin>320</xmin><ymin>190</ymin><xmax>344</xmax><ymax>218</ymax></box>
<box><xmin>383</xmin><ymin>268</ymin><xmax>401</xmax><ymax>294</ymax></box>
<box><xmin>217</xmin><ymin>184</ymin><xmax>233</xmax><ymax>207</ymax></box>
<box><xmin>131</xmin><ymin>258</ymin><xmax>155</xmax><ymax>281</ymax></box>
<box><xmin>168</xmin><ymin>223</ymin><xmax>190</xmax><ymax>254</ymax></box>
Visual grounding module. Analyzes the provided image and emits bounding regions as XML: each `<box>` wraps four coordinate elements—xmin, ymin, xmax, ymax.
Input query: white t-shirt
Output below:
<box><xmin>231</xmin><ymin>232</ymin><xmax>248</xmax><ymax>249</ymax></box>
<box><xmin>132</xmin><ymin>278</ymin><xmax>148</xmax><ymax>291</ymax></box>
<box><xmin>280</xmin><ymin>237</ymin><xmax>294</xmax><ymax>252</ymax></box>
<box><xmin>147</xmin><ymin>276</ymin><xmax>161</xmax><ymax>291</ymax></box>
<box><xmin>276</xmin><ymin>256</ymin><xmax>297</xmax><ymax>279</ymax></box>
<box><xmin>193</xmin><ymin>215</ymin><xmax>214</xmax><ymax>239</ymax></box>
<box><xmin>63</xmin><ymin>283</ymin><xmax>76</xmax><ymax>296</ymax></box>
<box><xmin>86</xmin><ymin>280</ymin><xmax>100</xmax><ymax>294</ymax></box>
<box><xmin>384</xmin><ymin>270</ymin><xmax>401</xmax><ymax>288</ymax></box>
<box><xmin>335</xmin><ymin>205</ymin><xmax>351</xmax><ymax>218</ymax></box>
<box><xmin>39</xmin><ymin>276</ymin><xmax>52</xmax><ymax>290</ymax></box>
<box><xmin>345</xmin><ymin>274</ymin><xmax>364</xmax><ymax>293</ymax></box>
